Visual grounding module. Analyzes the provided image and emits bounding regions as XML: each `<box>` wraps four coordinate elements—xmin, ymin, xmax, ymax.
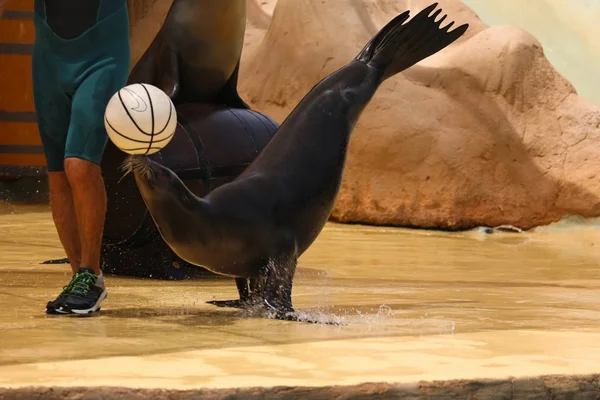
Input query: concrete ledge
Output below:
<box><xmin>1</xmin><ymin>375</ymin><xmax>599</xmax><ymax>400</ymax></box>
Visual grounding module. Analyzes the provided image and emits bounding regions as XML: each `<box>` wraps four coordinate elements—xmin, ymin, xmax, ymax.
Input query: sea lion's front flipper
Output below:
<box><xmin>154</xmin><ymin>42</ymin><xmax>181</xmax><ymax>102</ymax></box>
<box><xmin>207</xmin><ymin>277</ymin><xmax>251</xmax><ymax>308</ymax></box>
<box><xmin>260</xmin><ymin>254</ymin><xmax>343</xmax><ymax>325</ymax></box>
<box><xmin>127</xmin><ymin>34</ymin><xmax>180</xmax><ymax>102</ymax></box>
<box><xmin>262</xmin><ymin>254</ymin><xmax>298</xmax><ymax>317</ymax></box>
<box><xmin>213</xmin><ymin>61</ymin><xmax>249</xmax><ymax>109</ymax></box>
<box><xmin>269</xmin><ymin>310</ymin><xmax>344</xmax><ymax>325</ymax></box>
<box><xmin>128</xmin><ymin>26</ymin><xmax>165</xmax><ymax>86</ymax></box>
<box><xmin>207</xmin><ymin>299</ymin><xmax>248</xmax><ymax>308</ymax></box>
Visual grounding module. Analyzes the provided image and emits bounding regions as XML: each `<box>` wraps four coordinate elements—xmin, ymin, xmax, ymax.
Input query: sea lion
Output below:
<box><xmin>124</xmin><ymin>3</ymin><xmax>469</xmax><ymax>321</ymax></box>
<box><xmin>128</xmin><ymin>0</ymin><xmax>248</xmax><ymax>108</ymax></box>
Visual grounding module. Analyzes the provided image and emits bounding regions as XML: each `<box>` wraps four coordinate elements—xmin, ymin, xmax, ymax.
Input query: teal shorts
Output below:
<box><xmin>32</xmin><ymin>0</ymin><xmax>131</xmax><ymax>172</ymax></box>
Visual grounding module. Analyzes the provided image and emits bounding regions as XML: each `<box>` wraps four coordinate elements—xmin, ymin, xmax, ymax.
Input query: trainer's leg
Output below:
<box><xmin>48</xmin><ymin>171</ymin><xmax>82</xmax><ymax>274</ymax></box>
<box><xmin>64</xmin><ymin>67</ymin><xmax>123</xmax><ymax>274</ymax></box>
<box><xmin>59</xmin><ymin>64</ymin><xmax>127</xmax><ymax>314</ymax></box>
<box><xmin>63</xmin><ymin>158</ymin><xmax>105</xmax><ymax>274</ymax></box>
<box><xmin>32</xmin><ymin>51</ymin><xmax>81</xmax><ymax>273</ymax></box>
<box><xmin>32</xmin><ymin>40</ymin><xmax>84</xmax><ymax>314</ymax></box>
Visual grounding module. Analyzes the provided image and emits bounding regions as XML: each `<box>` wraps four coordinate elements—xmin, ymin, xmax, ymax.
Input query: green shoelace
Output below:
<box><xmin>60</xmin><ymin>271</ymin><xmax>97</xmax><ymax>297</ymax></box>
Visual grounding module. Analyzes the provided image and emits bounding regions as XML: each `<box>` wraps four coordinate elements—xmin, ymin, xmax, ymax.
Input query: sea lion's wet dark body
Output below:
<box><xmin>129</xmin><ymin>3</ymin><xmax>469</xmax><ymax>319</ymax></box>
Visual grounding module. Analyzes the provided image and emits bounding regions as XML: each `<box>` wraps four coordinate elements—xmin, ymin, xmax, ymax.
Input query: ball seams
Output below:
<box><xmin>105</xmin><ymin>83</ymin><xmax>177</xmax><ymax>156</ymax></box>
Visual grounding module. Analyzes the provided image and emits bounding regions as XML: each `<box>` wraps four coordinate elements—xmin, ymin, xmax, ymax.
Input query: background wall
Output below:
<box><xmin>462</xmin><ymin>0</ymin><xmax>600</xmax><ymax>107</ymax></box>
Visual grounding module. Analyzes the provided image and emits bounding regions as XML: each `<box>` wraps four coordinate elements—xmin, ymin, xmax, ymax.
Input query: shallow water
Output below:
<box><xmin>0</xmin><ymin>205</ymin><xmax>599</xmax><ymax>370</ymax></box>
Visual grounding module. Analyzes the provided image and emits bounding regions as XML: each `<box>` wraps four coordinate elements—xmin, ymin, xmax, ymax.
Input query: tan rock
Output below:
<box><xmin>239</xmin><ymin>0</ymin><xmax>600</xmax><ymax>230</ymax></box>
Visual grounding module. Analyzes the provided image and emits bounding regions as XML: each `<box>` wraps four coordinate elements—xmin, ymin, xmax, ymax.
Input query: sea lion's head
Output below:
<box><xmin>121</xmin><ymin>155</ymin><xmax>204</xmax><ymax>250</ymax></box>
<box><xmin>121</xmin><ymin>155</ymin><xmax>195</xmax><ymax>212</ymax></box>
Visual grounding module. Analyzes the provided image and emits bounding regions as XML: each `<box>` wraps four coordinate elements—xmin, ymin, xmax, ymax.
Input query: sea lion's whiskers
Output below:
<box><xmin>118</xmin><ymin>155</ymin><xmax>153</xmax><ymax>182</ymax></box>
<box><xmin>118</xmin><ymin>156</ymin><xmax>135</xmax><ymax>183</ymax></box>
<box><xmin>143</xmin><ymin>163</ymin><xmax>154</xmax><ymax>180</ymax></box>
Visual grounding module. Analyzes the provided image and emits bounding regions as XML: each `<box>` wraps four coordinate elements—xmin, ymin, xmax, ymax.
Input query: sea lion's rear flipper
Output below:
<box><xmin>356</xmin><ymin>2</ymin><xmax>469</xmax><ymax>81</ymax></box>
<box><xmin>213</xmin><ymin>61</ymin><xmax>249</xmax><ymax>109</ymax></box>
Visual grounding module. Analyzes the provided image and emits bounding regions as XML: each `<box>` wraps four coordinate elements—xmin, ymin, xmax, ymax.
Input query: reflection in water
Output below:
<box><xmin>0</xmin><ymin>207</ymin><xmax>599</xmax><ymax>367</ymax></box>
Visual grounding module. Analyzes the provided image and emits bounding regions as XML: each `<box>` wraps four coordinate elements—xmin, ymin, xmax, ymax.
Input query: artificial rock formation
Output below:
<box><xmin>239</xmin><ymin>0</ymin><xmax>600</xmax><ymax>230</ymax></box>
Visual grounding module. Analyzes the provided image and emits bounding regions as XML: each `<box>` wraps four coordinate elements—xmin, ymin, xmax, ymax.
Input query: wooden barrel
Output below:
<box><xmin>0</xmin><ymin>0</ymin><xmax>46</xmax><ymax>179</ymax></box>
<box><xmin>100</xmin><ymin>103</ymin><xmax>279</xmax><ymax>279</ymax></box>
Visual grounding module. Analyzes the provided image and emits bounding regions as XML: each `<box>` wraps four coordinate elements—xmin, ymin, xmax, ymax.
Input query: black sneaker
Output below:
<box><xmin>46</xmin><ymin>267</ymin><xmax>107</xmax><ymax>315</ymax></box>
<box><xmin>45</xmin><ymin>276</ymin><xmax>77</xmax><ymax>315</ymax></box>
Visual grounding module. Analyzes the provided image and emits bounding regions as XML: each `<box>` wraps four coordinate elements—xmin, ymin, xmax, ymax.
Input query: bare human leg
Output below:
<box><xmin>47</xmin><ymin>171</ymin><xmax>81</xmax><ymax>274</ymax></box>
<box><xmin>63</xmin><ymin>157</ymin><xmax>106</xmax><ymax>274</ymax></box>
<box><xmin>44</xmin><ymin>157</ymin><xmax>109</xmax><ymax>315</ymax></box>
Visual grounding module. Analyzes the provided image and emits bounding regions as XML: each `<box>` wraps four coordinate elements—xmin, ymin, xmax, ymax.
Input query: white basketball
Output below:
<box><xmin>104</xmin><ymin>83</ymin><xmax>177</xmax><ymax>155</ymax></box>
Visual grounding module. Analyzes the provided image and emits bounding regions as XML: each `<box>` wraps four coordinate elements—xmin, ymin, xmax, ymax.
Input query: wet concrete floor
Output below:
<box><xmin>0</xmin><ymin>203</ymin><xmax>599</xmax><ymax>389</ymax></box>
